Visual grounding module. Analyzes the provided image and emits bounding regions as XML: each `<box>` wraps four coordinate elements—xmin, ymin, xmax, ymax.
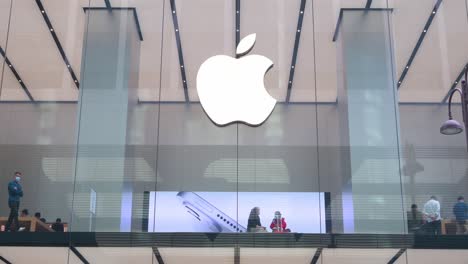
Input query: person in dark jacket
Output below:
<box><xmin>407</xmin><ymin>204</ymin><xmax>424</xmax><ymax>232</ymax></box>
<box><xmin>5</xmin><ymin>172</ymin><xmax>23</xmax><ymax>232</ymax></box>
<box><xmin>247</xmin><ymin>207</ymin><xmax>265</xmax><ymax>232</ymax></box>
<box><xmin>51</xmin><ymin>218</ymin><xmax>64</xmax><ymax>232</ymax></box>
<box><xmin>453</xmin><ymin>196</ymin><xmax>468</xmax><ymax>234</ymax></box>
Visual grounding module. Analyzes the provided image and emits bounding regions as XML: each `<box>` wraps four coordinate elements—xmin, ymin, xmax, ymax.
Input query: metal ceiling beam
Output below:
<box><xmin>234</xmin><ymin>245</ymin><xmax>240</xmax><ymax>264</ymax></box>
<box><xmin>169</xmin><ymin>0</ymin><xmax>189</xmax><ymax>102</ymax></box>
<box><xmin>235</xmin><ymin>0</ymin><xmax>240</xmax><ymax>48</ymax></box>
<box><xmin>35</xmin><ymin>0</ymin><xmax>80</xmax><ymax>89</ymax></box>
<box><xmin>442</xmin><ymin>63</ymin><xmax>468</xmax><ymax>102</ymax></box>
<box><xmin>310</xmin><ymin>248</ymin><xmax>323</xmax><ymax>264</ymax></box>
<box><xmin>387</xmin><ymin>249</ymin><xmax>406</xmax><ymax>264</ymax></box>
<box><xmin>397</xmin><ymin>0</ymin><xmax>443</xmax><ymax>89</ymax></box>
<box><xmin>365</xmin><ymin>0</ymin><xmax>373</xmax><ymax>9</ymax></box>
<box><xmin>153</xmin><ymin>247</ymin><xmax>165</xmax><ymax>264</ymax></box>
<box><xmin>0</xmin><ymin>46</ymin><xmax>35</xmax><ymax>101</ymax></box>
<box><xmin>0</xmin><ymin>256</ymin><xmax>12</xmax><ymax>264</ymax></box>
<box><xmin>104</xmin><ymin>0</ymin><xmax>112</xmax><ymax>11</ymax></box>
<box><xmin>69</xmin><ymin>246</ymin><xmax>90</xmax><ymax>264</ymax></box>
<box><xmin>285</xmin><ymin>0</ymin><xmax>307</xmax><ymax>103</ymax></box>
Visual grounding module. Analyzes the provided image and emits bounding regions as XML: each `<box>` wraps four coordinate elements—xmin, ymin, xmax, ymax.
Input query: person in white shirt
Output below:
<box><xmin>423</xmin><ymin>196</ymin><xmax>441</xmax><ymax>235</ymax></box>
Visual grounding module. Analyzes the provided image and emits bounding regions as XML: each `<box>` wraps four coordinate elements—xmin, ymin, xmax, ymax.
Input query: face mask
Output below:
<box><xmin>15</xmin><ymin>176</ymin><xmax>21</xmax><ymax>182</ymax></box>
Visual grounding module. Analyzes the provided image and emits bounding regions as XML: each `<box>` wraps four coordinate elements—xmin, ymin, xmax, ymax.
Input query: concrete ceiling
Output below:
<box><xmin>0</xmin><ymin>0</ymin><xmax>467</xmax><ymax>103</ymax></box>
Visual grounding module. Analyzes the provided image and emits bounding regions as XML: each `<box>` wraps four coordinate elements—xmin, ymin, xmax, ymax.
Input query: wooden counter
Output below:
<box><xmin>0</xmin><ymin>217</ymin><xmax>54</xmax><ymax>232</ymax></box>
<box><xmin>442</xmin><ymin>219</ymin><xmax>468</xmax><ymax>235</ymax></box>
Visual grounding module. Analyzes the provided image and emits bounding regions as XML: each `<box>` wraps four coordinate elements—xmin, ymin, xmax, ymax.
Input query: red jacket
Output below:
<box><xmin>270</xmin><ymin>218</ymin><xmax>287</xmax><ymax>232</ymax></box>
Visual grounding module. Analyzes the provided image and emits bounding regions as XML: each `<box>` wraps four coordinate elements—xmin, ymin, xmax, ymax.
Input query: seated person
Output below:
<box><xmin>270</xmin><ymin>211</ymin><xmax>289</xmax><ymax>233</ymax></box>
<box><xmin>51</xmin><ymin>218</ymin><xmax>64</xmax><ymax>232</ymax></box>
<box><xmin>247</xmin><ymin>207</ymin><xmax>265</xmax><ymax>232</ymax></box>
<box><xmin>407</xmin><ymin>204</ymin><xmax>424</xmax><ymax>233</ymax></box>
<box><xmin>20</xmin><ymin>209</ymin><xmax>29</xmax><ymax>217</ymax></box>
<box><xmin>34</xmin><ymin>212</ymin><xmax>41</xmax><ymax>220</ymax></box>
<box><xmin>18</xmin><ymin>209</ymin><xmax>30</xmax><ymax>231</ymax></box>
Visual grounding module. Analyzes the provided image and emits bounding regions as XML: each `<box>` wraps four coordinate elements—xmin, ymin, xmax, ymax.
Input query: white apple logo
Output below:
<box><xmin>196</xmin><ymin>33</ymin><xmax>277</xmax><ymax>126</ymax></box>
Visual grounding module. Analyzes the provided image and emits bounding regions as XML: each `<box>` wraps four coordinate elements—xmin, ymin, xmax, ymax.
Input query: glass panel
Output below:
<box><xmin>3</xmin><ymin>0</ymin><xmax>468</xmax><ymax>262</ymax></box>
<box><xmin>77</xmin><ymin>247</ymin><xmax>154</xmax><ymax>264</ymax></box>
<box><xmin>396</xmin><ymin>0</ymin><xmax>468</xmax><ymax>240</ymax></box>
<box><xmin>153</xmin><ymin>0</ymin><xmax>239</xmax><ymax>235</ymax></box>
<box><xmin>320</xmin><ymin>249</ymin><xmax>400</xmax><ymax>264</ymax></box>
<box><xmin>0</xmin><ymin>247</ymin><xmax>77</xmax><ymax>264</ymax></box>
<box><xmin>159</xmin><ymin>247</ymin><xmax>234</xmax><ymax>264</ymax></box>
<box><xmin>405</xmin><ymin>249</ymin><xmax>468</xmax><ymax>264</ymax></box>
<box><xmin>70</xmin><ymin>1</ymin><xmax>160</xmax><ymax>242</ymax></box>
<box><xmin>240</xmin><ymin>248</ymin><xmax>315</xmax><ymax>264</ymax></box>
<box><xmin>0</xmin><ymin>0</ymin><xmax>11</xmax><ymax>99</ymax></box>
<box><xmin>320</xmin><ymin>6</ymin><xmax>405</xmax><ymax>235</ymax></box>
<box><xmin>0</xmin><ymin>2</ymin><xmax>86</xmax><ymax>264</ymax></box>
<box><xmin>237</xmin><ymin>0</ymin><xmax>323</xmax><ymax>241</ymax></box>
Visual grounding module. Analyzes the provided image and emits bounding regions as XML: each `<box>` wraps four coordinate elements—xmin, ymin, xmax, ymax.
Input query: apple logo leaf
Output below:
<box><xmin>236</xmin><ymin>33</ymin><xmax>256</xmax><ymax>57</ymax></box>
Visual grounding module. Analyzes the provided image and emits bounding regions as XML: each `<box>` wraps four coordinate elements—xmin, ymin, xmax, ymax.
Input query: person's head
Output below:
<box><xmin>274</xmin><ymin>211</ymin><xmax>282</xmax><ymax>219</ymax></box>
<box><xmin>21</xmin><ymin>209</ymin><xmax>29</xmax><ymax>217</ymax></box>
<box><xmin>14</xmin><ymin>171</ymin><xmax>22</xmax><ymax>182</ymax></box>
<box><xmin>411</xmin><ymin>204</ymin><xmax>418</xmax><ymax>210</ymax></box>
<box><xmin>250</xmin><ymin>207</ymin><xmax>260</xmax><ymax>216</ymax></box>
<box><xmin>55</xmin><ymin>218</ymin><xmax>61</xmax><ymax>223</ymax></box>
<box><xmin>34</xmin><ymin>212</ymin><xmax>41</xmax><ymax>219</ymax></box>
<box><xmin>458</xmin><ymin>196</ymin><xmax>465</xmax><ymax>202</ymax></box>
<box><xmin>430</xmin><ymin>195</ymin><xmax>437</xmax><ymax>201</ymax></box>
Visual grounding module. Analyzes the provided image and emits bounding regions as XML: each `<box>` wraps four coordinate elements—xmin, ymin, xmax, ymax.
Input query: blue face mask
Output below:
<box><xmin>15</xmin><ymin>176</ymin><xmax>21</xmax><ymax>182</ymax></box>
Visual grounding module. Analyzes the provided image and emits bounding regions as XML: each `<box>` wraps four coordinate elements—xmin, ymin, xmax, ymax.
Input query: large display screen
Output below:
<box><xmin>148</xmin><ymin>191</ymin><xmax>327</xmax><ymax>233</ymax></box>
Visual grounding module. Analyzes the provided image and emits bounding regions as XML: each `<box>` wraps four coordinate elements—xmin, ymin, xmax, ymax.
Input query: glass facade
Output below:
<box><xmin>0</xmin><ymin>0</ymin><xmax>467</xmax><ymax>263</ymax></box>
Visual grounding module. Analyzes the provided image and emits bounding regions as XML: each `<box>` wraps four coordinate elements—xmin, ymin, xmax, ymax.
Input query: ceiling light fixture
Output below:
<box><xmin>441</xmin><ymin>66</ymin><xmax>468</xmax><ymax>151</ymax></box>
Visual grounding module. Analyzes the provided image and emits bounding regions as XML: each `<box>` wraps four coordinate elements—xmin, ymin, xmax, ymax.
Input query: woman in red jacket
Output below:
<box><xmin>270</xmin><ymin>211</ymin><xmax>287</xmax><ymax>233</ymax></box>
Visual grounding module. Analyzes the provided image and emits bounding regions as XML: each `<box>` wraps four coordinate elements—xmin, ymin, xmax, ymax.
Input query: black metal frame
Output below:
<box><xmin>235</xmin><ymin>0</ymin><xmax>241</xmax><ymax>47</ymax></box>
<box><xmin>286</xmin><ymin>0</ymin><xmax>307</xmax><ymax>103</ymax></box>
<box><xmin>365</xmin><ymin>0</ymin><xmax>373</xmax><ymax>9</ymax></box>
<box><xmin>0</xmin><ymin>256</ymin><xmax>12</xmax><ymax>264</ymax></box>
<box><xmin>104</xmin><ymin>0</ymin><xmax>112</xmax><ymax>11</ymax></box>
<box><xmin>169</xmin><ymin>0</ymin><xmax>189</xmax><ymax>102</ymax></box>
<box><xmin>69</xmin><ymin>246</ymin><xmax>90</xmax><ymax>264</ymax></box>
<box><xmin>35</xmin><ymin>0</ymin><xmax>80</xmax><ymax>89</ymax></box>
<box><xmin>0</xmin><ymin>46</ymin><xmax>34</xmax><ymax>101</ymax></box>
<box><xmin>234</xmin><ymin>245</ymin><xmax>240</xmax><ymax>264</ymax></box>
<box><xmin>442</xmin><ymin>63</ymin><xmax>468</xmax><ymax>102</ymax></box>
<box><xmin>397</xmin><ymin>0</ymin><xmax>443</xmax><ymax>89</ymax></box>
<box><xmin>388</xmin><ymin>249</ymin><xmax>406</xmax><ymax>264</ymax></box>
<box><xmin>153</xmin><ymin>247</ymin><xmax>165</xmax><ymax>264</ymax></box>
<box><xmin>310</xmin><ymin>248</ymin><xmax>322</xmax><ymax>264</ymax></box>
<box><xmin>0</xmin><ymin>232</ymin><xmax>467</xmax><ymax>249</ymax></box>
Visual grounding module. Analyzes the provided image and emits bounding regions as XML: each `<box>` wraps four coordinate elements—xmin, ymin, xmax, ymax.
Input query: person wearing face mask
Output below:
<box><xmin>270</xmin><ymin>211</ymin><xmax>288</xmax><ymax>233</ymax></box>
<box><xmin>5</xmin><ymin>172</ymin><xmax>23</xmax><ymax>232</ymax></box>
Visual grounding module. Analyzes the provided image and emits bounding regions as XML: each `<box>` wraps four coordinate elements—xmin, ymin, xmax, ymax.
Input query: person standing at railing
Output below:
<box><xmin>423</xmin><ymin>196</ymin><xmax>441</xmax><ymax>235</ymax></box>
<box><xmin>5</xmin><ymin>172</ymin><xmax>23</xmax><ymax>232</ymax></box>
<box><xmin>453</xmin><ymin>196</ymin><xmax>467</xmax><ymax>234</ymax></box>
